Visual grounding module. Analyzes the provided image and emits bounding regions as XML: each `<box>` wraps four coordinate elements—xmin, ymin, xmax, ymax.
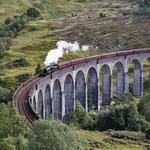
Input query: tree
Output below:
<box><xmin>0</xmin><ymin>102</ymin><xmax>27</xmax><ymax>139</ymax></box>
<box><xmin>138</xmin><ymin>94</ymin><xmax>150</xmax><ymax>122</ymax></box>
<box><xmin>0</xmin><ymin>86</ymin><xmax>10</xmax><ymax>103</ymax></box>
<box><xmin>65</xmin><ymin>101</ymin><xmax>95</xmax><ymax>129</ymax></box>
<box><xmin>26</xmin><ymin>8</ymin><xmax>41</xmax><ymax>19</ymax></box>
<box><xmin>27</xmin><ymin>118</ymin><xmax>82</xmax><ymax>150</ymax></box>
<box><xmin>35</xmin><ymin>63</ymin><xmax>42</xmax><ymax>75</ymax></box>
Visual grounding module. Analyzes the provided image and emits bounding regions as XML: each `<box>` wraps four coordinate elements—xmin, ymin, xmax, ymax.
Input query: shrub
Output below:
<box><xmin>124</xmin><ymin>104</ymin><xmax>141</xmax><ymax>131</ymax></box>
<box><xmin>16</xmin><ymin>73</ymin><xmax>32</xmax><ymax>82</ymax></box>
<box><xmin>27</xmin><ymin>118</ymin><xmax>82</xmax><ymax>150</ymax></box>
<box><xmin>35</xmin><ymin>63</ymin><xmax>43</xmax><ymax>75</ymax></box>
<box><xmin>0</xmin><ymin>41</ymin><xmax>6</xmax><ymax>57</ymax></box>
<box><xmin>65</xmin><ymin>101</ymin><xmax>95</xmax><ymax>129</ymax></box>
<box><xmin>0</xmin><ymin>86</ymin><xmax>11</xmax><ymax>103</ymax></box>
<box><xmin>145</xmin><ymin>128</ymin><xmax>150</xmax><ymax>139</ymax></box>
<box><xmin>99</xmin><ymin>12</ymin><xmax>106</xmax><ymax>17</ymax></box>
<box><xmin>6</xmin><ymin>58</ymin><xmax>30</xmax><ymax>68</ymax></box>
<box><xmin>26</xmin><ymin>8</ymin><xmax>41</xmax><ymax>20</ymax></box>
<box><xmin>95</xmin><ymin>110</ymin><xmax>111</xmax><ymax>131</ymax></box>
<box><xmin>95</xmin><ymin>104</ymin><xmax>143</xmax><ymax>131</ymax></box>
<box><xmin>138</xmin><ymin>94</ymin><xmax>150</xmax><ymax>122</ymax></box>
<box><xmin>0</xmin><ymin>102</ymin><xmax>27</xmax><ymax>139</ymax></box>
<box><xmin>112</xmin><ymin>93</ymin><xmax>134</xmax><ymax>104</ymax></box>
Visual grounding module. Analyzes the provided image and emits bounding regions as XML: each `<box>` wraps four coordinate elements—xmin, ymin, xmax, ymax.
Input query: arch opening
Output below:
<box><xmin>112</xmin><ymin>62</ymin><xmax>125</xmax><ymax>97</ymax></box>
<box><xmin>87</xmin><ymin>67</ymin><xmax>98</xmax><ymax>111</ymax></box>
<box><xmin>44</xmin><ymin>84</ymin><xmax>52</xmax><ymax>119</ymax></box>
<box><xmin>75</xmin><ymin>71</ymin><xmax>86</xmax><ymax>108</ymax></box>
<box><xmin>64</xmin><ymin>74</ymin><xmax>74</xmax><ymax>114</ymax></box>
<box><xmin>53</xmin><ymin>79</ymin><xmax>62</xmax><ymax>119</ymax></box>
<box><xmin>37</xmin><ymin>90</ymin><xmax>44</xmax><ymax>119</ymax></box>
<box><xmin>128</xmin><ymin>59</ymin><xmax>142</xmax><ymax>96</ymax></box>
<box><xmin>100</xmin><ymin>65</ymin><xmax>111</xmax><ymax>105</ymax></box>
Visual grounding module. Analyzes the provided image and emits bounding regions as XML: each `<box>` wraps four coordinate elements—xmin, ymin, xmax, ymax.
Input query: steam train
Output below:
<box><xmin>39</xmin><ymin>64</ymin><xmax>59</xmax><ymax>77</ymax></box>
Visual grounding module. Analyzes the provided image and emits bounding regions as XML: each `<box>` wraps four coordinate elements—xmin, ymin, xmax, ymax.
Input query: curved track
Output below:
<box><xmin>13</xmin><ymin>77</ymin><xmax>40</xmax><ymax>128</ymax></box>
<box><xmin>14</xmin><ymin>48</ymin><xmax>150</xmax><ymax>127</ymax></box>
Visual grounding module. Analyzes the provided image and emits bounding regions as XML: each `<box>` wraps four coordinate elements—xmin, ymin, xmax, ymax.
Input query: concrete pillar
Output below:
<box><xmin>44</xmin><ymin>85</ymin><xmax>52</xmax><ymax>120</ymax></box>
<box><xmin>73</xmin><ymin>70</ymin><xmax>76</xmax><ymax>110</ymax></box>
<box><xmin>53</xmin><ymin>80</ymin><xmax>62</xmax><ymax>119</ymax></box>
<box><xmin>133</xmin><ymin>61</ymin><xmax>142</xmax><ymax>96</ymax></box>
<box><xmin>110</xmin><ymin>75</ymin><xmax>113</xmax><ymax>99</ymax></box>
<box><xmin>37</xmin><ymin>90</ymin><xmax>44</xmax><ymax>119</ymax></box>
<box><xmin>97</xmin><ymin>77</ymin><xmax>101</xmax><ymax>110</ymax></box>
<box><xmin>64</xmin><ymin>75</ymin><xmax>74</xmax><ymax>114</ymax></box>
<box><xmin>101</xmin><ymin>65</ymin><xmax>111</xmax><ymax>105</ymax></box>
<box><xmin>61</xmin><ymin>91</ymin><xmax>65</xmax><ymax>119</ymax></box>
<box><xmin>124</xmin><ymin>72</ymin><xmax>129</xmax><ymax>93</ymax></box>
<box><xmin>124</xmin><ymin>59</ymin><xmax>129</xmax><ymax>94</ymax></box>
<box><xmin>87</xmin><ymin>68</ymin><xmax>98</xmax><ymax>111</ymax></box>
<box><xmin>85</xmin><ymin>82</ymin><xmax>88</xmax><ymax>111</ymax></box>
<box><xmin>141</xmin><ymin>66</ymin><xmax>144</xmax><ymax>96</ymax></box>
<box><xmin>75</xmin><ymin>71</ymin><xmax>86</xmax><ymax>109</ymax></box>
<box><xmin>43</xmin><ymin>91</ymin><xmax>45</xmax><ymax>120</ymax></box>
<box><xmin>115</xmin><ymin>63</ymin><xmax>125</xmax><ymax>96</ymax></box>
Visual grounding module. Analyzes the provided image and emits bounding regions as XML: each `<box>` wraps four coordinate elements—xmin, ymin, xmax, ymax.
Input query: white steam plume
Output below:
<box><xmin>44</xmin><ymin>40</ymin><xmax>91</xmax><ymax>66</ymax></box>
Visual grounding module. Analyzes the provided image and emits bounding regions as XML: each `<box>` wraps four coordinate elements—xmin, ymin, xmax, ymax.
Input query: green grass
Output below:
<box><xmin>0</xmin><ymin>0</ymin><xmax>149</xmax><ymax>90</ymax></box>
<box><xmin>77</xmin><ymin>130</ymin><xmax>146</xmax><ymax>150</ymax></box>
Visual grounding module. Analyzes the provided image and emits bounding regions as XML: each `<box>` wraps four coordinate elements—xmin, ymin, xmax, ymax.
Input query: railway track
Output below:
<box><xmin>13</xmin><ymin>77</ymin><xmax>40</xmax><ymax>128</ymax></box>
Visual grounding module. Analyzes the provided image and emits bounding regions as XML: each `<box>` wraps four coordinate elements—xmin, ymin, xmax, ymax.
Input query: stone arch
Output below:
<box><xmin>129</xmin><ymin>59</ymin><xmax>142</xmax><ymax>96</ymax></box>
<box><xmin>33</xmin><ymin>96</ymin><xmax>36</xmax><ymax>111</ymax></box>
<box><xmin>64</xmin><ymin>74</ymin><xmax>74</xmax><ymax>114</ymax></box>
<box><xmin>87</xmin><ymin>67</ymin><xmax>98</xmax><ymax>111</ymax></box>
<box><xmin>44</xmin><ymin>84</ymin><xmax>52</xmax><ymax>119</ymax></box>
<box><xmin>75</xmin><ymin>70</ymin><xmax>86</xmax><ymax>108</ymax></box>
<box><xmin>113</xmin><ymin>62</ymin><xmax>125</xmax><ymax>97</ymax></box>
<box><xmin>100</xmin><ymin>64</ymin><xmax>111</xmax><ymax>105</ymax></box>
<box><xmin>37</xmin><ymin>90</ymin><xmax>44</xmax><ymax>118</ymax></box>
<box><xmin>53</xmin><ymin>79</ymin><xmax>62</xmax><ymax>119</ymax></box>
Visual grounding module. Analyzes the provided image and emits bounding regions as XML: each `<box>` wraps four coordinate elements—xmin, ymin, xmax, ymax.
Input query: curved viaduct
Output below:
<box><xmin>14</xmin><ymin>48</ymin><xmax>150</xmax><ymax>123</ymax></box>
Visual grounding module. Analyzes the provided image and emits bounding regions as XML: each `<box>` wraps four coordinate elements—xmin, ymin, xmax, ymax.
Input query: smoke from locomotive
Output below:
<box><xmin>44</xmin><ymin>40</ymin><xmax>91</xmax><ymax>66</ymax></box>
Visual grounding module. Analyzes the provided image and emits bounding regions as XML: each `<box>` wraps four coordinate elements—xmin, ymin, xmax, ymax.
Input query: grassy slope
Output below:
<box><xmin>0</xmin><ymin>1</ymin><xmax>149</xmax><ymax>149</ymax></box>
<box><xmin>77</xmin><ymin>130</ymin><xmax>145</xmax><ymax>150</ymax></box>
<box><xmin>0</xmin><ymin>0</ymin><xmax>149</xmax><ymax>88</ymax></box>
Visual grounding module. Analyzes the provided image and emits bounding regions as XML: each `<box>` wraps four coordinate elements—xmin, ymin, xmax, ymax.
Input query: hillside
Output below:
<box><xmin>0</xmin><ymin>1</ymin><xmax>150</xmax><ymax>149</ymax></box>
<box><xmin>0</xmin><ymin>0</ymin><xmax>150</xmax><ymax>89</ymax></box>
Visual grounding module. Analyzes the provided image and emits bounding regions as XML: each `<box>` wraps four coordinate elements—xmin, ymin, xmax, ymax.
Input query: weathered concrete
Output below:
<box><xmin>64</xmin><ymin>74</ymin><xmax>74</xmax><ymax>114</ymax></box>
<box><xmin>37</xmin><ymin>90</ymin><xmax>44</xmax><ymax>118</ymax></box>
<box><xmin>28</xmin><ymin>49</ymin><xmax>150</xmax><ymax>119</ymax></box>
<box><xmin>44</xmin><ymin>84</ymin><xmax>52</xmax><ymax>119</ymax></box>
<box><xmin>75</xmin><ymin>71</ymin><xmax>86</xmax><ymax>108</ymax></box>
<box><xmin>132</xmin><ymin>59</ymin><xmax>142</xmax><ymax>96</ymax></box>
<box><xmin>101</xmin><ymin>64</ymin><xmax>111</xmax><ymax>105</ymax></box>
<box><xmin>53</xmin><ymin>79</ymin><xmax>62</xmax><ymax>119</ymax></box>
<box><xmin>114</xmin><ymin>62</ymin><xmax>125</xmax><ymax>97</ymax></box>
<box><xmin>87</xmin><ymin>67</ymin><xmax>98</xmax><ymax>110</ymax></box>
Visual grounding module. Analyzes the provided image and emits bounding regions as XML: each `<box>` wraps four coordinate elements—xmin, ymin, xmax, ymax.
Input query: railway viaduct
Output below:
<box><xmin>26</xmin><ymin>48</ymin><xmax>150</xmax><ymax>120</ymax></box>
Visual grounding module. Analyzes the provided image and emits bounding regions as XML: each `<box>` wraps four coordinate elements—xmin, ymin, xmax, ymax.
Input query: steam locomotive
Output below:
<box><xmin>39</xmin><ymin>64</ymin><xmax>59</xmax><ymax>77</ymax></box>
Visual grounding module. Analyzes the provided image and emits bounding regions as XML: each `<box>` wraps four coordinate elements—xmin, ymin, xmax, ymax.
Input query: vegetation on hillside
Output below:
<box><xmin>0</xmin><ymin>0</ymin><xmax>150</xmax><ymax>149</ymax></box>
<box><xmin>0</xmin><ymin>7</ymin><xmax>41</xmax><ymax>57</ymax></box>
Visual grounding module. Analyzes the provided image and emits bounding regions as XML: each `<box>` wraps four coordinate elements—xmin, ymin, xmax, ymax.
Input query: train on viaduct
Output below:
<box><xmin>14</xmin><ymin>48</ymin><xmax>150</xmax><ymax>125</ymax></box>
